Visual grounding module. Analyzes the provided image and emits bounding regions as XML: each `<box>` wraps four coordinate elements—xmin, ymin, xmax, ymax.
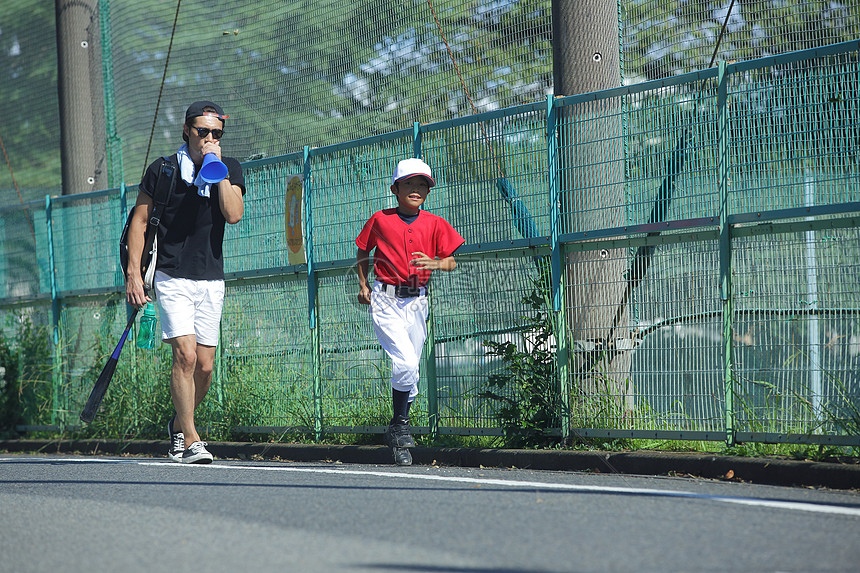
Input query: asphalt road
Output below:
<box><xmin>1</xmin><ymin>454</ymin><xmax>859</xmax><ymax>573</ymax></box>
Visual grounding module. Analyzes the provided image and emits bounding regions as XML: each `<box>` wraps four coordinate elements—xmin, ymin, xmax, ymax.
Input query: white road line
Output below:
<box><xmin>4</xmin><ymin>457</ymin><xmax>859</xmax><ymax>518</ymax></box>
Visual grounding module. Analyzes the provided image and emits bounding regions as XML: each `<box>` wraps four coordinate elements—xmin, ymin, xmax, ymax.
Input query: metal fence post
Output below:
<box><xmin>717</xmin><ymin>61</ymin><xmax>735</xmax><ymax>446</ymax></box>
<box><xmin>304</xmin><ymin>146</ymin><xmax>322</xmax><ymax>441</ymax></box>
<box><xmin>548</xmin><ymin>95</ymin><xmax>570</xmax><ymax>441</ymax></box>
<box><xmin>414</xmin><ymin>121</ymin><xmax>439</xmax><ymax>439</ymax></box>
<box><xmin>45</xmin><ymin>195</ymin><xmax>63</xmax><ymax>427</ymax></box>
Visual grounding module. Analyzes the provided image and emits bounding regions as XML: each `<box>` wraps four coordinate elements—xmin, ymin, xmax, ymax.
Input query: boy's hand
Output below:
<box><xmin>410</xmin><ymin>252</ymin><xmax>438</xmax><ymax>270</ymax></box>
<box><xmin>411</xmin><ymin>252</ymin><xmax>456</xmax><ymax>271</ymax></box>
<box><xmin>358</xmin><ymin>285</ymin><xmax>372</xmax><ymax>305</ymax></box>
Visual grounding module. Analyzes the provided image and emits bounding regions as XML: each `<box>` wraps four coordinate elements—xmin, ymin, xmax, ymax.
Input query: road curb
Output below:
<box><xmin>2</xmin><ymin>439</ymin><xmax>858</xmax><ymax>490</ymax></box>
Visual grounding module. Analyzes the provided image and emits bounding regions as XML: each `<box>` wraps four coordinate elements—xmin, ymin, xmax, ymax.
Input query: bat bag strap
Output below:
<box><xmin>140</xmin><ymin>155</ymin><xmax>178</xmax><ymax>290</ymax></box>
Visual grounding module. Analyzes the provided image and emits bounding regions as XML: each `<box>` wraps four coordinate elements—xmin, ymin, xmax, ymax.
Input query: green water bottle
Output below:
<box><xmin>136</xmin><ymin>302</ymin><xmax>157</xmax><ymax>349</ymax></box>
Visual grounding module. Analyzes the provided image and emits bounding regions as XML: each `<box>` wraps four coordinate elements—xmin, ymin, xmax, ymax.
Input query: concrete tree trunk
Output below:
<box><xmin>56</xmin><ymin>0</ymin><xmax>106</xmax><ymax>195</ymax></box>
<box><xmin>552</xmin><ymin>0</ymin><xmax>634</xmax><ymax>421</ymax></box>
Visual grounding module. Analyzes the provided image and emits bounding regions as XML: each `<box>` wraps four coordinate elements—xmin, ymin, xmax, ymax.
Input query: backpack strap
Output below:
<box><xmin>148</xmin><ymin>155</ymin><xmax>178</xmax><ymax>230</ymax></box>
<box><xmin>138</xmin><ymin>155</ymin><xmax>178</xmax><ymax>287</ymax></box>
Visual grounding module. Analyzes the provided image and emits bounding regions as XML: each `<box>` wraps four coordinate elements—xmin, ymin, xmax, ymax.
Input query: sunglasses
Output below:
<box><xmin>190</xmin><ymin>126</ymin><xmax>224</xmax><ymax>139</ymax></box>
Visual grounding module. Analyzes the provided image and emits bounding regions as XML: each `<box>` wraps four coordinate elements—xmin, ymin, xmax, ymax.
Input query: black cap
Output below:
<box><xmin>185</xmin><ymin>101</ymin><xmax>229</xmax><ymax>123</ymax></box>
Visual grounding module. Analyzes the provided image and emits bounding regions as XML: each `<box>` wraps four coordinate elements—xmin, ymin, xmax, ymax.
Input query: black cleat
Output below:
<box><xmin>384</xmin><ymin>421</ymin><xmax>416</xmax><ymax>449</ymax></box>
<box><xmin>392</xmin><ymin>446</ymin><xmax>413</xmax><ymax>466</ymax></box>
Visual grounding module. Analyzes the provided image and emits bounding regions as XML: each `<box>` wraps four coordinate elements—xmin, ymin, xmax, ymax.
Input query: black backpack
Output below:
<box><xmin>119</xmin><ymin>156</ymin><xmax>178</xmax><ymax>290</ymax></box>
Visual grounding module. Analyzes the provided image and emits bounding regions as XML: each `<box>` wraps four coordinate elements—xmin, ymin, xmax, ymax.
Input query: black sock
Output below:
<box><xmin>391</xmin><ymin>389</ymin><xmax>410</xmax><ymax>424</ymax></box>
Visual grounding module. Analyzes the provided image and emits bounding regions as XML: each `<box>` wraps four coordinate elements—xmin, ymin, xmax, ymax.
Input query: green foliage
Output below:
<box><xmin>0</xmin><ymin>312</ymin><xmax>53</xmax><ymax>432</ymax></box>
<box><xmin>80</xmin><ymin>344</ymin><xmax>175</xmax><ymax>441</ymax></box>
<box><xmin>0</xmin><ymin>330</ymin><xmax>20</xmax><ymax>434</ymax></box>
<box><xmin>481</xmin><ymin>261</ymin><xmax>562</xmax><ymax>448</ymax></box>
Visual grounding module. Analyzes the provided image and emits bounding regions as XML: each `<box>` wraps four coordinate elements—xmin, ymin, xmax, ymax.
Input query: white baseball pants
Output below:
<box><xmin>370</xmin><ymin>281</ymin><xmax>429</xmax><ymax>400</ymax></box>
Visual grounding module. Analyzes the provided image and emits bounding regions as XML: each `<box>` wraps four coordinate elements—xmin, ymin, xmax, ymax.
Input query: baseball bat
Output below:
<box><xmin>80</xmin><ymin>307</ymin><xmax>139</xmax><ymax>423</ymax></box>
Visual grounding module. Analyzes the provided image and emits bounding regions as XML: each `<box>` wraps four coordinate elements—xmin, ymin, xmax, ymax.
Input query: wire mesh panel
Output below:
<box><xmin>728</xmin><ymin>49</ymin><xmax>860</xmax><ymax>215</ymax></box>
<box><xmin>317</xmin><ymin>272</ymin><xmax>390</xmax><ymax>430</ymax></box>
<box><xmin>622</xmin><ymin>75</ymin><xmax>721</xmax><ymax>226</ymax></box>
<box><xmin>432</xmin><ymin>255</ymin><xmax>551</xmax><ymax>432</ymax></box>
<box><xmin>732</xmin><ymin>228</ymin><xmax>860</xmax><ymax>435</ymax></box>
<box><xmin>310</xmin><ymin>137</ymin><xmax>412</xmax><ymax>265</ymax></box>
<box><xmin>627</xmin><ymin>238</ymin><xmax>725</xmax><ymax>432</ymax></box>
<box><xmin>221</xmin><ymin>278</ymin><xmax>313</xmax><ymax>429</ymax></box>
<box><xmin>0</xmin><ymin>203</ymin><xmax>50</xmax><ymax>300</ymax></box>
<box><xmin>50</xmin><ymin>191</ymin><xmax>123</xmax><ymax>294</ymax></box>
<box><xmin>226</xmin><ymin>156</ymin><xmax>306</xmax><ymax>276</ymax></box>
<box><xmin>59</xmin><ymin>297</ymin><xmax>137</xmax><ymax>425</ymax></box>
<box><xmin>422</xmin><ymin>107</ymin><xmax>549</xmax><ymax>245</ymax></box>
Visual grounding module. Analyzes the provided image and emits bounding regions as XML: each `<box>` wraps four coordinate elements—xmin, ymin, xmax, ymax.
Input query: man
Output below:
<box><xmin>125</xmin><ymin>100</ymin><xmax>245</xmax><ymax>464</ymax></box>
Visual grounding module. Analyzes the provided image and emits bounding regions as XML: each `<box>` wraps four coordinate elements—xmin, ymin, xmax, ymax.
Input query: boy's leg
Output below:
<box><xmin>371</xmin><ymin>290</ymin><xmax>428</xmax><ymax>464</ymax></box>
<box><xmin>370</xmin><ymin>294</ymin><xmax>427</xmax><ymax>399</ymax></box>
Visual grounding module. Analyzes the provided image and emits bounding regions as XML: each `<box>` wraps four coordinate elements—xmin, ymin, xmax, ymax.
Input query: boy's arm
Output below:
<box><xmin>410</xmin><ymin>252</ymin><xmax>457</xmax><ymax>271</ymax></box>
<box><xmin>357</xmin><ymin>248</ymin><xmax>372</xmax><ymax>304</ymax></box>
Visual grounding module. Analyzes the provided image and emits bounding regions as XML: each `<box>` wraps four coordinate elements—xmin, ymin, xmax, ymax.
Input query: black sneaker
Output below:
<box><xmin>167</xmin><ymin>415</ymin><xmax>184</xmax><ymax>462</ymax></box>
<box><xmin>384</xmin><ymin>421</ymin><xmax>416</xmax><ymax>449</ymax></box>
<box><xmin>179</xmin><ymin>441</ymin><xmax>213</xmax><ymax>464</ymax></box>
<box><xmin>392</xmin><ymin>446</ymin><xmax>413</xmax><ymax>466</ymax></box>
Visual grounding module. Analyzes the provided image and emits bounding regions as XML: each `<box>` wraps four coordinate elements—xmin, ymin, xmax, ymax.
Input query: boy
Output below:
<box><xmin>355</xmin><ymin>158</ymin><xmax>464</xmax><ymax>466</ymax></box>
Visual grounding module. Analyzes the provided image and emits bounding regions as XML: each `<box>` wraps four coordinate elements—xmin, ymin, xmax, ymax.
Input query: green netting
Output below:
<box><xmin>0</xmin><ymin>2</ymin><xmax>62</xmax><ymax>203</ymax></box>
<box><xmin>50</xmin><ymin>191</ymin><xmax>124</xmax><ymax>293</ymax></box>
<box><xmin>220</xmin><ymin>279</ymin><xmax>313</xmax><ymax>429</ymax></box>
<box><xmin>4</xmin><ymin>1</ymin><xmax>858</xmax><ymax>204</ymax></box>
<box><xmin>623</xmin><ymin>239</ymin><xmax>725</xmax><ymax>432</ymax></box>
<box><xmin>622</xmin><ymin>0</ymin><xmax>859</xmax><ymax>81</ymax></box>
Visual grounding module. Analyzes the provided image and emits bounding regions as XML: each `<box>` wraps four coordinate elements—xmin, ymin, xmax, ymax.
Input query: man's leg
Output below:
<box><xmin>193</xmin><ymin>344</ymin><xmax>216</xmax><ymax>409</ymax></box>
<box><xmin>169</xmin><ymin>334</ymin><xmax>201</xmax><ymax>445</ymax></box>
<box><xmin>170</xmin><ymin>339</ymin><xmax>217</xmax><ymax>444</ymax></box>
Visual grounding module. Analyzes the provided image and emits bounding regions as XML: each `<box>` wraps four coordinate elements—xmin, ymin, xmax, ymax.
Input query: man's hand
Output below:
<box><xmin>125</xmin><ymin>272</ymin><xmax>150</xmax><ymax>309</ymax></box>
<box><xmin>201</xmin><ymin>140</ymin><xmax>221</xmax><ymax>159</ymax></box>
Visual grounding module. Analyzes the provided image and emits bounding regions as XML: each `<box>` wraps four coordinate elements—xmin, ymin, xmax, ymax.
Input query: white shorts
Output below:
<box><xmin>153</xmin><ymin>270</ymin><xmax>225</xmax><ymax>346</ymax></box>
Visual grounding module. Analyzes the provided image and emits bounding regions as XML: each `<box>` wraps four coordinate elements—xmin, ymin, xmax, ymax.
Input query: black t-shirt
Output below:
<box><xmin>139</xmin><ymin>154</ymin><xmax>246</xmax><ymax>280</ymax></box>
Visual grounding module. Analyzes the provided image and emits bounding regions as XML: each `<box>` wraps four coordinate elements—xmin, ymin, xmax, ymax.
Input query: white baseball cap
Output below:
<box><xmin>392</xmin><ymin>158</ymin><xmax>436</xmax><ymax>187</ymax></box>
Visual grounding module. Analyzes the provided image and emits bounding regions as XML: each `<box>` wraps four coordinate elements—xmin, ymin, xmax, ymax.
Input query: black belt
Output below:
<box><xmin>380</xmin><ymin>282</ymin><xmax>427</xmax><ymax>298</ymax></box>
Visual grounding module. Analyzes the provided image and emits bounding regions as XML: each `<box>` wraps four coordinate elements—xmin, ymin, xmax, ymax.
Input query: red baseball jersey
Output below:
<box><xmin>356</xmin><ymin>208</ymin><xmax>465</xmax><ymax>287</ymax></box>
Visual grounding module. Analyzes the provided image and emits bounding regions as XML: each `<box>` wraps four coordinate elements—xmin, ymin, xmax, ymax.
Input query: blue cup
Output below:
<box><xmin>199</xmin><ymin>153</ymin><xmax>228</xmax><ymax>183</ymax></box>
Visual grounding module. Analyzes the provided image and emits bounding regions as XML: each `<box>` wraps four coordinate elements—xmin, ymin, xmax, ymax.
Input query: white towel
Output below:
<box><xmin>176</xmin><ymin>144</ymin><xmax>212</xmax><ymax>198</ymax></box>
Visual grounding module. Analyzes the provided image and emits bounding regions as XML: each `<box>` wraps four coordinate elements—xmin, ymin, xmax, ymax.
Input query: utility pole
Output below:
<box><xmin>552</xmin><ymin>0</ymin><xmax>633</xmax><ymax>411</ymax></box>
<box><xmin>55</xmin><ymin>0</ymin><xmax>107</xmax><ymax>195</ymax></box>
